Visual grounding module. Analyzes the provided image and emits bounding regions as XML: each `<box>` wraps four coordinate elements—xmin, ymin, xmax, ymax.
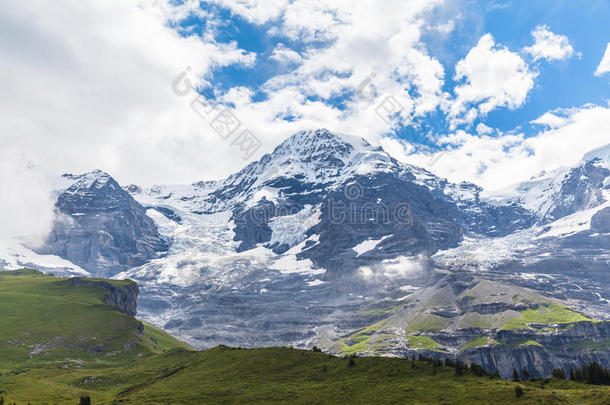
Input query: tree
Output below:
<box><xmin>455</xmin><ymin>361</ymin><xmax>464</xmax><ymax>376</ymax></box>
<box><xmin>348</xmin><ymin>357</ymin><xmax>356</xmax><ymax>367</ymax></box>
<box><xmin>512</xmin><ymin>368</ymin><xmax>520</xmax><ymax>381</ymax></box>
<box><xmin>79</xmin><ymin>396</ymin><xmax>92</xmax><ymax>405</ymax></box>
<box><xmin>552</xmin><ymin>368</ymin><xmax>566</xmax><ymax>379</ymax></box>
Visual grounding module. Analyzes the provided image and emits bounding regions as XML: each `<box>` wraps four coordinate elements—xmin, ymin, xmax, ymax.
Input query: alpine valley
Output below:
<box><xmin>3</xmin><ymin>129</ymin><xmax>610</xmax><ymax>379</ymax></box>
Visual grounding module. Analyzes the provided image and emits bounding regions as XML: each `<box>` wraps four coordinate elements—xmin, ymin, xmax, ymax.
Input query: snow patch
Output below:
<box><xmin>352</xmin><ymin>235</ymin><xmax>391</xmax><ymax>257</ymax></box>
<box><xmin>269</xmin><ymin>254</ymin><xmax>326</xmax><ymax>276</ymax></box>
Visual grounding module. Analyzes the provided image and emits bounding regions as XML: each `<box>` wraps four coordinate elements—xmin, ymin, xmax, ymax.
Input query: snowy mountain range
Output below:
<box><xmin>2</xmin><ymin>129</ymin><xmax>610</xmax><ymax>378</ymax></box>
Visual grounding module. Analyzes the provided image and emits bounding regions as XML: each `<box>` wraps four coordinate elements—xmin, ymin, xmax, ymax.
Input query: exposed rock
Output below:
<box><xmin>591</xmin><ymin>207</ymin><xmax>610</xmax><ymax>232</ymax></box>
<box><xmin>64</xmin><ymin>277</ymin><xmax>139</xmax><ymax>316</ymax></box>
<box><xmin>39</xmin><ymin>171</ymin><xmax>168</xmax><ymax>277</ymax></box>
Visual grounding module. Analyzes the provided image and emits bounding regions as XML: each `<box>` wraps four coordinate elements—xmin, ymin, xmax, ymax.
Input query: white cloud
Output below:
<box><xmin>594</xmin><ymin>43</ymin><xmax>610</xmax><ymax>76</ymax></box>
<box><xmin>0</xmin><ymin>0</ymin><xmax>256</xmax><ymax>185</ymax></box>
<box><xmin>530</xmin><ymin>111</ymin><xmax>569</xmax><ymax>129</ymax></box>
<box><xmin>0</xmin><ymin>0</ymin><xmax>258</xmax><ymax>243</ymax></box>
<box><xmin>0</xmin><ymin>152</ymin><xmax>55</xmax><ymax>248</ymax></box>
<box><xmin>403</xmin><ymin>104</ymin><xmax>610</xmax><ymax>191</ymax></box>
<box><xmin>270</xmin><ymin>44</ymin><xmax>303</xmax><ymax>65</ymax></box>
<box><xmin>523</xmin><ymin>25</ymin><xmax>575</xmax><ymax>62</ymax></box>
<box><xmin>449</xmin><ymin>34</ymin><xmax>537</xmax><ymax>126</ymax></box>
<box><xmin>166</xmin><ymin>0</ymin><xmax>452</xmax><ymax>158</ymax></box>
<box><xmin>209</xmin><ymin>0</ymin><xmax>289</xmax><ymax>24</ymax></box>
<box><xmin>357</xmin><ymin>255</ymin><xmax>425</xmax><ymax>282</ymax></box>
<box><xmin>475</xmin><ymin>123</ymin><xmax>494</xmax><ymax>135</ymax></box>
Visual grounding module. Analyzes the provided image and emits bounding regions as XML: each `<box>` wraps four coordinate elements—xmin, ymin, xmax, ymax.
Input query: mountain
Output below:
<box><xmin>488</xmin><ymin>144</ymin><xmax>610</xmax><ymax>223</ymax></box>
<box><xmin>2</xmin><ymin>129</ymin><xmax>610</xmax><ymax>378</ymax></box>
<box><xmin>36</xmin><ymin>170</ymin><xmax>169</xmax><ymax>277</ymax></box>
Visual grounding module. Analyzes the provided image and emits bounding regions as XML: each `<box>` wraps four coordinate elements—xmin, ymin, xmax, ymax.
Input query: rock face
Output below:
<box><xmin>64</xmin><ymin>277</ymin><xmax>139</xmax><ymax>316</ymax></box>
<box><xmin>543</xmin><ymin>159</ymin><xmax>609</xmax><ymax>222</ymax></box>
<box><xmin>463</xmin><ymin>322</ymin><xmax>610</xmax><ymax>379</ymax></box>
<box><xmin>299</xmin><ymin>172</ymin><xmax>463</xmax><ymax>277</ymax></box>
<box><xmin>591</xmin><ymin>207</ymin><xmax>610</xmax><ymax>232</ymax></box>
<box><xmin>39</xmin><ymin>171</ymin><xmax>168</xmax><ymax>278</ymax></box>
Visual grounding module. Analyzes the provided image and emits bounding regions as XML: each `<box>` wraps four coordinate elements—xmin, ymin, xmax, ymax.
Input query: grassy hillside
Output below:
<box><xmin>3</xmin><ymin>346</ymin><xmax>610</xmax><ymax>404</ymax></box>
<box><xmin>1</xmin><ymin>270</ymin><xmax>610</xmax><ymax>404</ymax></box>
<box><xmin>0</xmin><ymin>269</ymin><xmax>191</xmax><ymax>372</ymax></box>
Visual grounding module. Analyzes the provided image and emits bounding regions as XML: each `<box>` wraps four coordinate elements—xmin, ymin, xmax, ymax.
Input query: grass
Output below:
<box><xmin>501</xmin><ymin>304</ymin><xmax>592</xmax><ymax>331</ymax></box>
<box><xmin>340</xmin><ymin>320</ymin><xmax>387</xmax><ymax>355</ymax></box>
<box><xmin>519</xmin><ymin>340</ymin><xmax>543</xmax><ymax>347</ymax></box>
<box><xmin>0</xmin><ymin>270</ymin><xmax>191</xmax><ymax>372</ymax></box>
<box><xmin>405</xmin><ymin>313</ymin><xmax>450</xmax><ymax>334</ymax></box>
<box><xmin>4</xmin><ymin>346</ymin><xmax>610</xmax><ymax>404</ymax></box>
<box><xmin>407</xmin><ymin>335</ymin><xmax>444</xmax><ymax>351</ymax></box>
<box><xmin>462</xmin><ymin>336</ymin><xmax>490</xmax><ymax>349</ymax></box>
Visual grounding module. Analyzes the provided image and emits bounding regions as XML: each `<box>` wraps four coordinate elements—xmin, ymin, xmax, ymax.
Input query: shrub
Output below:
<box><xmin>514</xmin><ymin>386</ymin><xmax>524</xmax><ymax>398</ymax></box>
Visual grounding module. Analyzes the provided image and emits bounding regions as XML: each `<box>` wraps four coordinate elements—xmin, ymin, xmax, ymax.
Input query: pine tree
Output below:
<box><xmin>512</xmin><ymin>368</ymin><xmax>520</xmax><ymax>381</ymax></box>
<box><xmin>455</xmin><ymin>361</ymin><xmax>464</xmax><ymax>376</ymax></box>
<box><xmin>552</xmin><ymin>368</ymin><xmax>566</xmax><ymax>379</ymax></box>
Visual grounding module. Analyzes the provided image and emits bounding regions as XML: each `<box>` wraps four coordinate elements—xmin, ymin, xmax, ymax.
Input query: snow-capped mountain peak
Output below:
<box><xmin>61</xmin><ymin>170</ymin><xmax>115</xmax><ymax>195</ymax></box>
<box><xmin>486</xmin><ymin>143</ymin><xmax>610</xmax><ymax>223</ymax></box>
<box><xmin>264</xmin><ymin>128</ymin><xmax>397</xmax><ymax>182</ymax></box>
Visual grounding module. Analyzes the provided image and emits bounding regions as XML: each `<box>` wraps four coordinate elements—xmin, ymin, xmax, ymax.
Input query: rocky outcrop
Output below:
<box><xmin>591</xmin><ymin>207</ymin><xmax>610</xmax><ymax>232</ymax></box>
<box><xmin>544</xmin><ymin>159</ymin><xmax>609</xmax><ymax>222</ymax></box>
<box><xmin>456</xmin><ymin>322</ymin><xmax>610</xmax><ymax>378</ymax></box>
<box><xmin>463</xmin><ymin>342</ymin><xmax>610</xmax><ymax>379</ymax></box>
<box><xmin>64</xmin><ymin>277</ymin><xmax>139</xmax><ymax>316</ymax></box>
<box><xmin>299</xmin><ymin>172</ymin><xmax>463</xmax><ymax>277</ymax></box>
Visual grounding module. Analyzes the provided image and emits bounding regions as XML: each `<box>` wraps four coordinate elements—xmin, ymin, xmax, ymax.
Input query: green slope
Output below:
<box><xmin>4</xmin><ymin>346</ymin><xmax>610</xmax><ymax>404</ymax></box>
<box><xmin>0</xmin><ymin>269</ymin><xmax>191</xmax><ymax>372</ymax></box>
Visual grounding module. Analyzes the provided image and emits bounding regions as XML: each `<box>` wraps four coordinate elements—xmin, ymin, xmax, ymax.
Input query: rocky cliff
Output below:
<box><xmin>64</xmin><ymin>277</ymin><xmax>139</xmax><ymax>317</ymax></box>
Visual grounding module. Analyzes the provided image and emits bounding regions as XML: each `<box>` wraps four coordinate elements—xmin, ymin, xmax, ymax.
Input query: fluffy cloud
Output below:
<box><xmin>0</xmin><ymin>0</ymin><xmax>257</xmax><ymax>243</ymax></box>
<box><xmin>0</xmin><ymin>0</ymin><xmax>257</xmax><ymax>184</ymax></box>
<box><xmin>4</xmin><ymin>0</ymin><xmax>605</xmax><ymax>247</ymax></box>
<box><xmin>594</xmin><ymin>43</ymin><xmax>610</xmax><ymax>76</ymax></box>
<box><xmin>403</xmin><ymin>104</ymin><xmax>610</xmax><ymax>191</ymax></box>
<box><xmin>270</xmin><ymin>44</ymin><xmax>303</xmax><ymax>65</ymax></box>
<box><xmin>357</xmin><ymin>255</ymin><xmax>426</xmax><ymax>282</ymax></box>
<box><xmin>523</xmin><ymin>25</ymin><xmax>575</xmax><ymax>62</ymax></box>
<box><xmin>449</xmin><ymin>34</ymin><xmax>537</xmax><ymax>126</ymax></box>
<box><xmin>530</xmin><ymin>111</ymin><xmax>569</xmax><ymax>129</ymax></box>
<box><xmin>209</xmin><ymin>0</ymin><xmax>289</xmax><ymax>24</ymax></box>
<box><xmin>205</xmin><ymin>0</ymin><xmax>451</xmax><ymax>149</ymax></box>
<box><xmin>0</xmin><ymin>152</ymin><xmax>55</xmax><ymax>247</ymax></box>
